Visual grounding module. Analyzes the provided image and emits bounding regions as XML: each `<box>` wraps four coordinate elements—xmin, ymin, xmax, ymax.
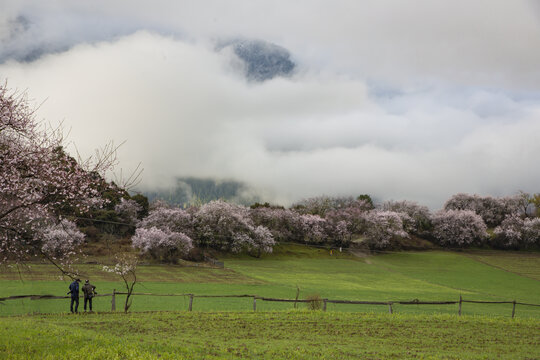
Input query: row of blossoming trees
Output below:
<box><xmin>125</xmin><ymin>192</ymin><xmax>540</xmax><ymax>262</ymax></box>
<box><xmin>2</xmin><ymin>81</ymin><xmax>539</xmax><ymax>270</ymax></box>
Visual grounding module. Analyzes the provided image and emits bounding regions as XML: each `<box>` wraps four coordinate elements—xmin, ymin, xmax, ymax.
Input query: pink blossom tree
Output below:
<box><xmin>132</xmin><ymin>206</ymin><xmax>194</xmax><ymax>262</ymax></box>
<box><xmin>493</xmin><ymin>215</ymin><xmax>525</xmax><ymax>248</ymax></box>
<box><xmin>114</xmin><ymin>198</ymin><xmax>142</xmax><ymax>226</ymax></box>
<box><xmin>292</xmin><ymin>196</ymin><xmax>371</xmax><ymax>217</ymax></box>
<box><xmin>494</xmin><ymin>215</ymin><xmax>540</xmax><ymax>248</ymax></box>
<box><xmin>295</xmin><ymin>213</ymin><xmax>328</xmax><ymax>244</ymax></box>
<box><xmin>250</xmin><ymin>206</ymin><xmax>299</xmax><ymax>243</ymax></box>
<box><xmin>431</xmin><ymin>209</ymin><xmax>488</xmax><ymax>247</ymax></box>
<box><xmin>194</xmin><ymin>200</ymin><xmax>274</xmax><ymax>256</ymax></box>
<box><xmin>522</xmin><ymin>218</ymin><xmax>540</xmax><ymax>246</ymax></box>
<box><xmin>443</xmin><ymin>193</ymin><xmax>481</xmax><ymax>212</ymax></box>
<box><xmin>41</xmin><ymin>219</ymin><xmax>85</xmax><ymax>260</ymax></box>
<box><xmin>131</xmin><ymin>226</ymin><xmax>193</xmax><ymax>262</ymax></box>
<box><xmin>380</xmin><ymin>200</ymin><xmax>431</xmax><ymax>235</ymax></box>
<box><xmin>325</xmin><ymin>220</ymin><xmax>351</xmax><ymax>246</ymax></box>
<box><xmin>138</xmin><ymin>206</ymin><xmax>193</xmax><ymax>237</ymax></box>
<box><xmin>250</xmin><ymin>205</ymin><xmax>352</xmax><ymax>245</ymax></box>
<box><xmin>0</xmin><ymin>82</ymin><xmax>115</xmax><ymax>271</ymax></box>
<box><xmin>290</xmin><ymin>197</ymin><xmax>373</xmax><ymax>245</ymax></box>
<box><xmin>361</xmin><ymin>210</ymin><xmax>408</xmax><ymax>249</ymax></box>
<box><xmin>324</xmin><ymin>200</ymin><xmax>372</xmax><ymax>243</ymax></box>
<box><xmin>444</xmin><ymin>193</ymin><xmax>526</xmax><ymax>227</ymax></box>
<box><xmin>250</xmin><ymin>205</ymin><xmax>335</xmax><ymax>244</ymax></box>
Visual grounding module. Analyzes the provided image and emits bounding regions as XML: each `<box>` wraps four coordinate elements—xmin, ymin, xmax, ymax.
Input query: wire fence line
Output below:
<box><xmin>1</xmin><ymin>292</ymin><xmax>539</xmax><ymax>318</ymax></box>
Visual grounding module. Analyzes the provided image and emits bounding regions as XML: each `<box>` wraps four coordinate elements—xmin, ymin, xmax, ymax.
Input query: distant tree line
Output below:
<box><xmin>129</xmin><ymin>192</ymin><xmax>540</xmax><ymax>263</ymax></box>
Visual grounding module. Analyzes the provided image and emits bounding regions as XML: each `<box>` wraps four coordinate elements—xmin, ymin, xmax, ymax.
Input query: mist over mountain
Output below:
<box><xmin>143</xmin><ymin>177</ymin><xmax>261</xmax><ymax>207</ymax></box>
<box><xmin>218</xmin><ymin>39</ymin><xmax>295</xmax><ymax>81</ymax></box>
<box><xmin>0</xmin><ymin>15</ymin><xmax>43</xmax><ymax>63</ymax></box>
<box><xmin>2</xmin><ymin>1</ymin><xmax>540</xmax><ymax>209</ymax></box>
<box><xmin>0</xmin><ymin>11</ymin><xmax>138</xmax><ymax>64</ymax></box>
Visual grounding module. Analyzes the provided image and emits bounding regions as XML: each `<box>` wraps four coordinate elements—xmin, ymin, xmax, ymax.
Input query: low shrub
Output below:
<box><xmin>305</xmin><ymin>294</ymin><xmax>323</xmax><ymax>310</ymax></box>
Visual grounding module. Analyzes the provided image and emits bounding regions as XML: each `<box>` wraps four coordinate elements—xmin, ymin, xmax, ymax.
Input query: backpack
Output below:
<box><xmin>83</xmin><ymin>283</ymin><xmax>95</xmax><ymax>298</ymax></box>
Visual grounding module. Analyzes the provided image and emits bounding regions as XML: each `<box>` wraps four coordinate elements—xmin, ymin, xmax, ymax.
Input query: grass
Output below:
<box><xmin>0</xmin><ymin>246</ymin><xmax>539</xmax><ymax>317</ymax></box>
<box><xmin>1</xmin><ymin>246</ymin><xmax>539</xmax><ymax>358</ymax></box>
<box><xmin>224</xmin><ymin>246</ymin><xmax>540</xmax><ymax>316</ymax></box>
<box><xmin>0</xmin><ymin>262</ymin><xmax>257</xmax><ymax>283</ymax></box>
<box><xmin>0</xmin><ymin>311</ymin><xmax>538</xmax><ymax>359</ymax></box>
<box><xmin>463</xmin><ymin>250</ymin><xmax>540</xmax><ymax>280</ymax></box>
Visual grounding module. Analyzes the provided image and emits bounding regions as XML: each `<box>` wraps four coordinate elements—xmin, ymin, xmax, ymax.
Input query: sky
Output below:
<box><xmin>1</xmin><ymin>0</ymin><xmax>540</xmax><ymax>209</ymax></box>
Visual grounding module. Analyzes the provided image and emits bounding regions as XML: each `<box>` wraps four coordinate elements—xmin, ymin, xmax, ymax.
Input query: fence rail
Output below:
<box><xmin>1</xmin><ymin>292</ymin><xmax>539</xmax><ymax>318</ymax></box>
<box><xmin>0</xmin><ymin>294</ymin><xmax>114</xmax><ymax>301</ymax></box>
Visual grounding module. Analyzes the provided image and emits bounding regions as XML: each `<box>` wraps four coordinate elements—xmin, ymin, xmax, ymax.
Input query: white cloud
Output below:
<box><xmin>1</xmin><ymin>2</ymin><xmax>540</xmax><ymax>209</ymax></box>
<box><xmin>3</xmin><ymin>0</ymin><xmax>540</xmax><ymax>87</ymax></box>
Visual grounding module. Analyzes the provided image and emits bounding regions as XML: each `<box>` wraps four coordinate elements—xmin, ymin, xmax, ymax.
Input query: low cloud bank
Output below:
<box><xmin>1</xmin><ymin>1</ymin><xmax>539</xmax><ymax>209</ymax></box>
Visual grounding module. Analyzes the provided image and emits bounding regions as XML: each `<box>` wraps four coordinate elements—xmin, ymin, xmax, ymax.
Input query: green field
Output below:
<box><xmin>1</xmin><ymin>311</ymin><xmax>538</xmax><ymax>359</ymax></box>
<box><xmin>0</xmin><ymin>246</ymin><xmax>539</xmax><ymax>317</ymax></box>
<box><xmin>1</xmin><ymin>247</ymin><xmax>539</xmax><ymax>359</ymax></box>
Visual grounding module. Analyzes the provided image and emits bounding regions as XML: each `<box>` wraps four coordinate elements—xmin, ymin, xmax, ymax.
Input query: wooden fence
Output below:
<box><xmin>1</xmin><ymin>292</ymin><xmax>539</xmax><ymax>318</ymax></box>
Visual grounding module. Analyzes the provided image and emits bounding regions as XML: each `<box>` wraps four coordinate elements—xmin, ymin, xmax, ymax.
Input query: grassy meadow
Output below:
<box><xmin>1</xmin><ymin>311</ymin><xmax>539</xmax><ymax>359</ymax></box>
<box><xmin>0</xmin><ymin>246</ymin><xmax>539</xmax><ymax>317</ymax></box>
<box><xmin>1</xmin><ymin>246</ymin><xmax>539</xmax><ymax>359</ymax></box>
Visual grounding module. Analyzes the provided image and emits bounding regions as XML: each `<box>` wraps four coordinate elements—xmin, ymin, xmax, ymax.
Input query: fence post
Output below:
<box><xmin>458</xmin><ymin>295</ymin><xmax>462</xmax><ymax>316</ymax></box>
<box><xmin>323</xmin><ymin>299</ymin><xmax>327</xmax><ymax>312</ymax></box>
<box><xmin>512</xmin><ymin>300</ymin><xmax>516</xmax><ymax>319</ymax></box>
<box><xmin>111</xmin><ymin>289</ymin><xmax>116</xmax><ymax>312</ymax></box>
<box><xmin>388</xmin><ymin>302</ymin><xmax>393</xmax><ymax>314</ymax></box>
<box><xmin>188</xmin><ymin>294</ymin><xmax>193</xmax><ymax>312</ymax></box>
<box><xmin>253</xmin><ymin>297</ymin><xmax>257</xmax><ymax>312</ymax></box>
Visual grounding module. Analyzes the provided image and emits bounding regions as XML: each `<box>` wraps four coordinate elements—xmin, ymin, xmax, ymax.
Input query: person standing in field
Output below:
<box><xmin>82</xmin><ymin>279</ymin><xmax>97</xmax><ymax>312</ymax></box>
<box><xmin>67</xmin><ymin>278</ymin><xmax>81</xmax><ymax>313</ymax></box>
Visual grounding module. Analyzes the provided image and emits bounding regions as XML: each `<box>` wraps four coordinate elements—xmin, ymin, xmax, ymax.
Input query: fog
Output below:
<box><xmin>1</xmin><ymin>1</ymin><xmax>539</xmax><ymax>208</ymax></box>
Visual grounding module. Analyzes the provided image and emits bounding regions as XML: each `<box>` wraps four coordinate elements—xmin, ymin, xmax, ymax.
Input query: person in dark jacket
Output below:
<box><xmin>67</xmin><ymin>278</ymin><xmax>81</xmax><ymax>313</ymax></box>
<box><xmin>82</xmin><ymin>279</ymin><xmax>97</xmax><ymax>312</ymax></box>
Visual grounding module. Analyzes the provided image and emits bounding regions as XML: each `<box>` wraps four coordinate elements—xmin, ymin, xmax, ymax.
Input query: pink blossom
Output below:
<box><xmin>115</xmin><ymin>198</ymin><xmax>142</xmax><ymax>225</ymax></box>
<box><xmin>138</xmin><ymin>206</ymin><xmax>193</xmax><ymax>236</ymax></box>
<box><xmin>1</xmin><ymin>83</ymin><xmax>114</xmax><ymax>265</ymax></box>
<box><xmin>41</xmin><ymin>219</ymin><xmax>85</xmax><ymax>259</ymax></box>
<box><xmin>131</xmin><ymin>226</ymin><xmax>193</xmax><ymax>261</ymax></box>
<box><xmin>292</xmin><ymin>196</ymin><xmax>372</xmax><ymax>217</ymax></box>
<box><xmin>444</xmin><ymin>193</ymin><xmax>526</xmax><ymax>227</ymax></box>
<box><xmin>194</xmin><ymin>200</ymin><xmax>275</xmax><ymax>255</ymax></box>
<box><xmin>432</xmin><ymin>209</ymin><xmax>488</xmax><ymax>247</ymax></box>
<box><xmin>494</xmin><ymin>215</ymin><xmax>540</xmax><ymax>248</ymax></box>
<box><xmin>381</xmin><ymin>200</ymin><xmax>431</xmax><ymax>235</ymax></box>
<box><xmin>361</xmin><ymin>210</ymin><xmax>408</xmax><ymax>249</ymax></box>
